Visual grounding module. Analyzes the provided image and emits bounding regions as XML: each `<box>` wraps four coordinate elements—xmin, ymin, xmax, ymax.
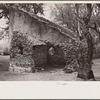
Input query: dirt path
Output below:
<box><xmin>0</xmin><ymin>67</ymin><xmax>78</xmax><ymax>81</ymax></box>
<box><xmin>0</xmin><ymin>55</ymin><xmax>100</xmax><ymax>81</ymax></box>
<box><xmin>92</xmin><ymin>59</ymin><xmax>100</xmax><ymax>81</ymax></box>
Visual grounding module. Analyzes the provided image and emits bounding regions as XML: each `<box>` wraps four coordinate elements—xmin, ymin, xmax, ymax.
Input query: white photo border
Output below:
<box><xmin>0</xmin><ymin>1</ymin><xmax>100</xmax><ymax>99</ymax></box>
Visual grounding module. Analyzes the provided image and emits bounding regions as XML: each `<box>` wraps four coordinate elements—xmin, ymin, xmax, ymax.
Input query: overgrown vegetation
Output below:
<box><xmin>50</xmin><ymin>4</ymin><xmax>100</xmax><ymax>80</ymax></box>
<box><xmin>1</xmin><ymin>3</ymin><xmax>100</xmax><ymax>80</ymax></box>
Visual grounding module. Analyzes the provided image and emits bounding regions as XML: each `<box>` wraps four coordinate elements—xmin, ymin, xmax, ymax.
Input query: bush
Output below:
<box><xmin>3</xmin><ymin>48</ymin><xmax>10</xmax><ymax>55</ymax></box>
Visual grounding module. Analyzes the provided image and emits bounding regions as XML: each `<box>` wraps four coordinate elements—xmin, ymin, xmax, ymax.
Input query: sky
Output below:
<box><xmin>0</xmin><ymin>4</ymin><xmax>55</xmax><ymax>48</ymax></box>
<box><xmin>0</xmin><ymin>4</ymin><xmax>54</xmax><ymax>31</ymax></box>
<box><xmin>0</xmin><ymin>17</ymin><xmax>8</xmax><ymax>31</ymax></box>
<box><xmin>39</xmin><ymin>4</ymin><xmax>55</xmax><ymax>20</ymax></box>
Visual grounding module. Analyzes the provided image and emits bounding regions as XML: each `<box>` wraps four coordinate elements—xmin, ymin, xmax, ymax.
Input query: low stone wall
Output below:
<box><xmin>10</xmin><ymin>55</ymin><xmax>35</xmax><ymax>73</ymax></box>
<box><xmin>9</xmin><ymin>64</ymin><xmax>32</xmax><ymax>73</ymax></box>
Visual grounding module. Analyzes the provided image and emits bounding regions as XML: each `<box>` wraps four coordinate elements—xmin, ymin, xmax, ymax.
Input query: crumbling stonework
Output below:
<box><xmin>61</xmin><ymin>40</ymin><xmax>80</xmax><ymax>73</ymax></box>
<box><xmin>10</xmin><ymin>31</ymin><xmax>35</xmax><ymax>73</ymax></box>
<box><xmin>9</xmin><ymin>8</ymin><xmax>79</xmax><ymax>73</ymax></box>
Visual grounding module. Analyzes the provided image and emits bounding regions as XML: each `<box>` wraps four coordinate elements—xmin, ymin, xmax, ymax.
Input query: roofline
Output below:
<box><xmin>14</xmin><ymin>8</ymin><xmax>77</xmax><ymax>41</ymax></box>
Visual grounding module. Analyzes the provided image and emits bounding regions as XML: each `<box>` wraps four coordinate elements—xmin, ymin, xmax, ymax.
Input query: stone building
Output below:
<box><xmin>9</xmin><ymin>8</ymin><xmax>78</xmax><ymax>73</ymax></box>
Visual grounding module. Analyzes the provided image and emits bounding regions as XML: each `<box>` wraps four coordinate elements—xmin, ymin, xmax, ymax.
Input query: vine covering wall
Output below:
<box><xmin>10</xmin><ymin>31</ymin><xmax>35</xmax><ymax>73</ymax></box>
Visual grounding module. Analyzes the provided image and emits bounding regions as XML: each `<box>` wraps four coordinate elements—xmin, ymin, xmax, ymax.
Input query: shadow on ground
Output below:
<box><xmin>0</xmin><ymin>55</ymin><xmax>100</xmax><ymax>81</ymax></box>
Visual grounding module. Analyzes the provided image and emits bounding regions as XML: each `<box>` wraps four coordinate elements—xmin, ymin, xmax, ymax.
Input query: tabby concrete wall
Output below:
<box><xmin>9</xmin><ymin>9</ymin><xmax>73</xmax><ymax>46</ymax></box>
<box><xmin>9</xmin><ymin>9</ymin><xmax>77</xmax><ymax>72</ymax></box>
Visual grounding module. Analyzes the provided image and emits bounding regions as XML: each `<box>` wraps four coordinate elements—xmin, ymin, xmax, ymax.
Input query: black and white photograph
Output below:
<box><xmin>0</xmin><ymin>2</ymin><xmax>100</xmax><ymax>81</ymax></box>
<box><xmin>0</xmin><ymin>1</ymin><xmax>100</xmax><ymax>99</ymax></box>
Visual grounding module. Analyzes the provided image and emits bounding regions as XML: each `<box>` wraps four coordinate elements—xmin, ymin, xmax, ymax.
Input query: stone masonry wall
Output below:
<box><xmin>9</xmin><ymin>9</ymin><xmax>79</xmax><ymax>73</ymax></box>
<box><xmin>9</xmin><ymin>31</ymin><xmax>35</xmax><ymax>73</ymax></box>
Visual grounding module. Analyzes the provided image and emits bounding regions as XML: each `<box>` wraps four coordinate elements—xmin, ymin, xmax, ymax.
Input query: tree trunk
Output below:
<box><xmin>75</xmin><ymin>4</ymin><xmax>82</xmax><ymax>38</ymax></box>
<box><xmin>77</xmin><ymin>26</ymin><xmax>95</xmax><ymax>80</ymax></box>
<box><xmin>77</xmin><ymin>4</ymin><xmax>95</xmax><ymax>80</ymax></box>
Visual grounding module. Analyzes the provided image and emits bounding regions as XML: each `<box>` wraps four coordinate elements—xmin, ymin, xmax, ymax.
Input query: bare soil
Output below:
<box><xmin>0</xmin><ymin>55</ymin><xmax>100</xmax><ymax>81</ymax></box>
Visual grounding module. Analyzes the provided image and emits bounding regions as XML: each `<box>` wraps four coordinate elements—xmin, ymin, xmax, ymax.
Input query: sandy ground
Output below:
<box><xmin>0</xmin><ymin>56</ymin><xmax>100</xmax><ymax>81</ymax></box>
<box><xmin>92</xmin><ymin>59</ymin><xmax>100</xmax><ymax>81</ymax></box>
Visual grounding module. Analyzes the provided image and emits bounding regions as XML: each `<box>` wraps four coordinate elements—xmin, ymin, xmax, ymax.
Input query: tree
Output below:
<box><xmin>1</xmin><ymin>3</ymin><xmax>100</xmax><ymax>80</ymax></box>
<box><xmin>0</xmin><ymin>3</ymin><xmax>44</xmax><ymax>19</ymax></box>
<box><xmin>51</xmin><ymin>3</ymin><xmax>100</xmax><ymax>80</ymax></box>
<box><xmin>0</xmin><ymin>3</ymin><xmax>44</xmax><ymax>40</ymax></box>
<box><xmin>50</xmin><ymin>4</ymin><xmax>78</xmax><ymax>36</ymax></box>
<box><xmin>77</xmin><ymin>4</ymin><xmax>95</xmax><ymax>80</ymax></box>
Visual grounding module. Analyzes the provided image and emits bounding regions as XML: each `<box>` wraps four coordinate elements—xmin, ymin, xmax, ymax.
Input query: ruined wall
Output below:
<box><xmin>10</xmin><ymin>9</ymin><xmax>72</xmax><ymax>46</ymax></box>
<box><xmin>47</xmin><ymin>45</ymin><xmax>66</xmax><ymax>65</ymax></box>
<box><xmin>10</xmin><ymin>31</ymin><xmax>35</xmax><ymax>73</ymax></box>
<box><xmin>9</xmin><ymin>9</ymin><xmax>79</xmax><ymax>73</ymax></box>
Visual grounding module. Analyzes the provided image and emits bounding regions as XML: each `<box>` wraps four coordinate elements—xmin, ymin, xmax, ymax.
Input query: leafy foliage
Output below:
<box><xmin>50</xmin><ymin>4</ymin><xmax>100</xmax><ymax>41</ymax></box>
<box><xmin>50</xmin><ymin>4</ymin><xmax>99</xmax><ymax>78</ymax></box>
<box><xmin>10</xmin><ymin>31</ymin><xmax>35</xmax><ymax>69</ymax></box>
<box><xmin>0</xmin><ymin>3</ymin><xmax>44</xmax><ymax>40</ymax></box>
<box><xmin>0</xmin><ymin>3</ymin><xmax>44</xmax><ymax>19</ymax></box>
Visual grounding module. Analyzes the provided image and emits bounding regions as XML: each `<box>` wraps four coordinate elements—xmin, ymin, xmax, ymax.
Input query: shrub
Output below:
<box><xmin>3</xmin><ymin>48</ymin><xmax>10</xmax><ymax>55</ymax></box>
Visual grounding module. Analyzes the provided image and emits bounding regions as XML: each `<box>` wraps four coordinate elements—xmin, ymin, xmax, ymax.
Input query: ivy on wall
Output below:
<box><xmin>10</xmin><ymin>31</ymin><xmax>35</xmax><ymax>72</ymax></box>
